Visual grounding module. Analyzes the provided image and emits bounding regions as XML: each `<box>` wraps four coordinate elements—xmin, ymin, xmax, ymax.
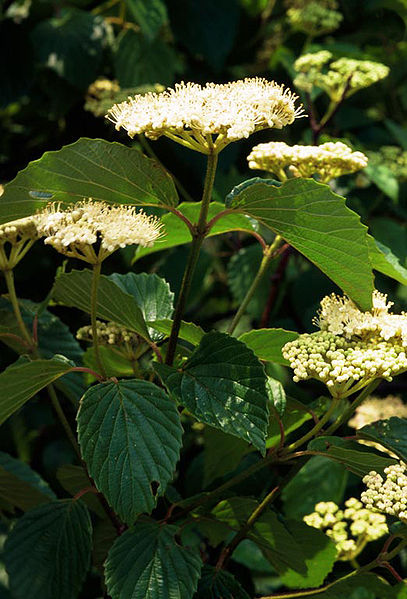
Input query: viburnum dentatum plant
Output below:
<box><xmin>1</xmin><ymin>27</ymin><xmax>407</xmax><ymax>599</ymax></box>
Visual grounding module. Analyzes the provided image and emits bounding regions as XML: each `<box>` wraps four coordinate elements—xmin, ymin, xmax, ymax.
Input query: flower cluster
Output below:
<box><xmin>247</xmin><ymin>141</ymin><xmax>367</xmax><ymax>183</ymax></box>
<box><xmin>107</xmin><ymin>78</ymin><xmax>303</xmax><ymax>154</ymax></box>
<box><xmin>77</xmin><ymin>320</ymin><xmax>139</xmax><ymax>350</ymax></box>
<box><xmin>286</xmin><ymin>0</ymin><xmax>343</xmax><ymax>36</ymax></box>
<box><xmin>294</xmin><ymin>52</ymin><xmax>389</xmax><ymax>101</ymax></box>
<box><xmin>348</xmin><ymin>396</ymin><xmax>407</xmax><ymax>430</ymax></box>
<box><xmin>367</xmin><ymin>146</ymin><xmax>407</xmax><ymax>181</ymax></box>
<box><xmin>362</xmin><ymin>464</ymin><xmax>407</xmax><ymax>522</ymax></box>
<box><xmin>0</xmin><ymin>216</ymin><xmax>41</xmax><ymax>270</ymax></box>
<box><xmin>282</xmin><ymin>291</ymin><xmax>407</xmax><ymax>397</ymax></box>
<box><xmin>304</xmin><ymin>498</ymin><xmax>388</xmax><ymax>560</ymax></box>
<box><xmin>36</xmin><ymin>200</ymin><xmax>163</xmax><ymax>263</ymax></box>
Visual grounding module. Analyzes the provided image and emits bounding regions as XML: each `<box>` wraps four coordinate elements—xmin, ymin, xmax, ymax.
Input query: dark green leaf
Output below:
<box><xmin>105</xmin><ymin>519</ymin><xmax>202</xmax><ymax>599</ymax></box>
<box><xmin>267</xmin><ymin>396</ymin><xmax>313</xmax><ymax>450</ymax></box>
<box><xmin>203</xmin><ymin>427</ymin><xmax>250</xmax><ymax>487</ymax></box>
<box><xmin>0</xmin><ymin>138</ymin><xmax>178</xmax><ymax>223</ymax></box>
<box><xmin>357</xmin><ymin>417</ymin><xmax>407</xmax><ymax>463</ymax></box>
<box><xmin>5</xmin><ymin>500</ymin><xmax>92</xmax><ymax>599</ymax></box>
<box><xmin>155</xmin><ymin>332</ymin><xmax>269</xmax><ymax>454</ymax></box>
<box><xmin>125</xmin><ymin>0</ymin><xmax>167</xmax><ymax>41</ymax></box>
<box><xmin>114</xmin><ymin>30</ymin><xmax>179</xmax><ymax>87</ymax></box>
<box><xmin>267</xmin><ymin>376</ymin><xmax>287</xmax><ymax>416</ymax></box>
<box><xmin>83</xmin><ymin>346</ymin><xmax>135</xmax><ymax>378</ymax></box>
<box><xmin>195</xmin><ymin>565</ymin><xmax>250</xmax><ymax>599</ymax></box>
<box><xmin>77</xmin><ymin>379</ymin><xmax>183</xmax><ymax>523</ymax></box>
<box><xmin>52</xmin><ymin>269</ymin><xmax>150</xmax><ymax>340</ymax></box>
<box><xmin>147</xmin><ymin>318</ymin><xmax>204</xmax><ymax>346</ymax></box>
<box><xmin>368</xmin><ymin>235</ymin><xmax>407</xmax><ymax>285</ymax></box>
<box><xmin>0</xmin><ymin>452</ymin><xmax>55</xmax><ymax>512</ymax></box>
<box><xmin>239</xmin><ymin>328</ymin><xmax>299</xmax><ymax>366</ymax></box>
<box><xmin>226</xmin><ymin>178</ymin><xmax>374</xmax><ymax>310</ymax></box>
<box><xmin>0</xmin><ymin>358</ymin><xmax>74</xmax><ymax>426</ymax></box>
<box><xmin>56</xmin><ymin>464</ymin><xmax>105</xmax><ymax>518</ymax></box>
<box><xmin>385</xmin><ymin>118</ymin><xmax>407</xmax><ymax>150</ymax></box>
<box><xmin>134</xmin><ymin>201</ymin><xmax>258</xmax><ymax>262</ymax></box>
<box><xmin>109</xmin><ymin>272</ymin><xmax>174</xmax><ymax>340</ymax></box>
<box><xmin>365</xmin><ymin>164</ymin><xmax>399</xmax><ymax>201</ymax></box>
<box><xmin>279</xmin><ymin>520</ymin><xmax>336</xmax><ymax>589</ymax></box>
<box><xmin>299</xmin><ymin>572</ymin><xmax>401</xmax><ymax>599</ymax></box>
<box><xmin>308</xmin><ymin>436</ymin><xmax>397</xmax><ymax>477</ymax></box>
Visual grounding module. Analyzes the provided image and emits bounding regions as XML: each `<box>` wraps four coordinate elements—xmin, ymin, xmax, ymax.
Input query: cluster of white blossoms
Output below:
<box><xmin>247</xmin><ymin>141</ymin><xmax>367</xmax><ymax>183</ymax></box>
<box><xmin>77</xmin><ymin>320</ymin><xmax>139</xmax><ymax>349</ymax></box>
<box><xmin>304</xmin><ymin>498</ymin><xmax>388</xmax><ymax>561</ymax></box>
<box><xmin>282</xmin><ymin>291</ymin><xmax>407</xmax><ymax>397</ymax></box>
<box><xmin>294</xmin><ymin>52</ymin><xmax>389</xmax><ymax>101</ymax></box>
<box><xmin>0</xmin><ymin>216</ymin><xmax>41</xmax><ymax>270</ymax></box>
<box><xmin>107</xmin><ymin>78</ymin><xmax>304</xmax><ymax>154</ymax></box>
<box><xmin>348</xmin><ymin>396</ymin><xmax>407</xmax><ymax>430</ymax></box>
<box><xmin>286</xmin><ymin>0</ymin><xmax>343</xmax><ymax>36</ymax></box>
<box><xmin>362</xmin><ymin>464</ymin><xmax>407</xmax><ymax>522</ymax></box>
<box><xmin>36</xmin><ymin>199</ymin><xmax>163</xmax><ymax>263</ymax></box>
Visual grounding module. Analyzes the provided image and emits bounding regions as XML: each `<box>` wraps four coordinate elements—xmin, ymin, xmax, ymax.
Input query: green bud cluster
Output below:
<box><xmin>287</xmin><ymin>1</ymin><xmax>343</xmax><ymax>36</ymax></box>
<box><xmin>367</xmin><ymin>146</ymin><xmax>407</xmax><ymax>181</ymax></box>
<box><xmin>77</xmin><ymin>320</ymin><xmax>139</xmax><ymax>349</ymax></box>
<box><xmin>294</xmin><ymin>52</ymin><xmax>389</xmax><ymax>101</ymax></box>
<box><xmin>0</xmin><ymin>216</ymin><xmax>40</xmax><ymax>270</ymax></box>
<box><xmin>362</xmin><ymin>465</ymin><xmax>407</xmax><ymax>522</ymax></box>
<box><xmin>304</xmin><ymin>498</ymin><xmax>388</xmax><ymax>561</ymax></box>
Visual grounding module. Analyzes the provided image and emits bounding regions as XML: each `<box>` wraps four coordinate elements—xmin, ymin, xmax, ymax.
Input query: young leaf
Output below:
<box><xmin>0</xmin><ymin>138</ymin><xmax>178</xmax><ymax>223</ymax></box>
<box><xmin>239</xmin><ymin>328</ymin><xmax>299</xmax><ymax>365</ymax></box>
<box><xmin>357</xmin><ymin>417</ymin><xmax>407</xmax><ymax>463</ymax></box>
<box><xmin>52</xmin><ymin>269</ymin><xmax>150</xmax><ymax>340</ymax></box>
<box><xmin>155</xmin><ymin>331</ymin><xmax>269</xmax><ymax>454</ymax></box>
<box><xmin>5</xmin><ymin>500</ymin><xmax>92</xmax><ymax>599</ymax></box>
<box><xmin>0</xmin><ymin>358</ymin><xmax>74</xmax><ymax>426</ymax></box>
<box><xmin>0</xmin><ymin>452</ymin><xmax>56</xmax><ymax>512</ymax></box>
<box><xmin>134</xmin><ymin>201</ymin><xmax>258</xmax><ymax>262</ymax></box>
<box><xmin>105</xmin><ymin>519</ymin><xmax>202</xmax><ymax>599</ymax></box>
<box><xmin>195</xmin><ymin>565</ymin><xmax>250</xmax><ymax>599</ymax></box>
<box><xmin>77</xmin><ymin>379</ymin><xmax>183</xmax><ymax>523</ymax></box>
<box><xmin>226</xmin><ymin>178</ymin><xmax>374</xmax><ymax>310</ymax></box>
<box><xmin>368</xmin><ymin>235</ymin><xmax>407</xmax><ymax>285</ymax></box>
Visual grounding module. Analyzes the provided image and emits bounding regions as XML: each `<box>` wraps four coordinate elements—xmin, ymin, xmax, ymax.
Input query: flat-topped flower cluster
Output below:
<box><xmin>77</xmin><ymin>320</ymin><xmax>139</xmax><ymax>349</ymax></box>
<box><xmin>362</xmin><ymin>464</ymin><xmax>407</xmax><ymax>522</ymax></box>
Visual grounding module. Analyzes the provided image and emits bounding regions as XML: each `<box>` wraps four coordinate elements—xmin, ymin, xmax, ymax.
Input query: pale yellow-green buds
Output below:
<box><xmin>362</xmin><ymin>465</ymin><xmax>407</xmax><ymax>523</ymax></box>
<box><xmin>0</xmin><ymin>216</ymin><xmax>40</xmax><ymax>270</ymax></box>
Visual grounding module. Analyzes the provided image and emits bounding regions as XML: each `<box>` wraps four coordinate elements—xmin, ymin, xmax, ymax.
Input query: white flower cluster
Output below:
<box><xmin>77</xmin><ymin>320</ymin><xmax>139</xmax><ymax>349</ymax></box>
<box><xmin>247</xmin><ymin>141</ymin><xmax>367</xmax><ymax>183</ymax></box>
<box><xmin>362</xmin><ymin>464</ymin><xmax>407</xmax><ymax>522</ymax></box>
<box><xmin>107</xmin><ymin>78</ymin><xmax>304</xmax><ymax>154</ymax></box>
<box><xmin>304</xmin><ymin>498</ymin><xmax>388</xmax><ymax>561</ymax></box>
<box><xmin>294</xmin><ymin>52</ymin><xmax>389</xmax><ymax>101</ymax></box>
<box><xmin>287</xmin><ymin>0</ymin><xmax>343</xmax><ymax>36</ymax></box>
<box><xmin>0</xmin><ymin>216</ymin><xmax>40</xmax><ymax>270</ymax></box>
<box><xmin>37</xmin><ymin>199</ymin><xmax>163</xmax><ymax>263</ymax></box>
<box><xmin>348</xmin><ymin>396</ymin><xmax>407</xmax><ymax>430</ymax></box>
<box><xmin>316</xmin><ymin>291</ymin><xmax>407</xmax><ymax>346</ymax></box>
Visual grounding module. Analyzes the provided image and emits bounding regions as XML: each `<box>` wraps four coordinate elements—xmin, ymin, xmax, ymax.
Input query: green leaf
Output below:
<box><xmin>279</xmin><ymin>520</ymin><xmax>336</xmax><ymax>589</ymax></box>
<box><xmin>267</xmin><ymin>376</ymin><xmax>287</xmax><ymax>416</ymax></box>
<box><xmin>5</xmin><ymin>500</ymin><xmax>92</xmax><ymax>599</ymax></box>
<box><xmin>226</xmin><ymin>178</ymin><xmax>374</xmax><ymax>310</ymax></box>
<box><xmin>114</xmin><ymin>30</ymin><xmax>179</xmax><ymax>87</ymax></box>
<box><xmin>77</xmin><ymin>379</ymin><xmax>183</xmax><ymax>523</ymax></box>
<box><xmin>357</xmin><ymin>417</ymin><xmax>407</xmax><ymax>463</ymax></box>
<box><xmin>385</xmin><ymin>118</ymin><xmax>407</xmax><ymax>150</ymax></box>
<box><xmin>195</xmin><ymin>565</ymin><xmax>250</xmax><ymax>599</ymax></box>
<box><xmin>368</xmin><ymin>235</ymin><xmax>407</xmax><ymax>285</ymax></box>
<box><xmin>0</xmin><ymin>138</ymin><xmax>178</xmax><ymax>223</ymax></box>
<box><xmin>282</xmin><ymin>456</ymin><xmax>348</xmax><ymax>519</ymax></box>
<box><xmin>365</xmin><ymin>164</ymin><xmax>399</xmax><ymax>201</ymax></box>
<box><xmin>308</xmin><ymin>436</ymin><xmax>397</xmax><ymax>477</ymax></box>
<box><xmin>267</xmin><ymin>396</ymin><xmax>313</xmax><ymax>449</ymax></box>
<box><xmin>203</xmin><ymin>427</ymin><xmax>250</xmax><ymax>487</ymax></box>
<box><xmin>52</xmin><ymin>269</ymin><xmax>150</xmax><ymax>340</ymax></box>
<box><xmin>147</xmin><ymin>318</ymin><xmax>204</xmax><ymax>346</ymax></box>
<box><xmin>298</xmin><ymin>572</ymin><xmax>401</xmax><ymax>599</ymax></box>
<box><xmin>155</xmin><ymin>331</ymin><xmax>269</xmax><ymax>454</ymax></box>
<box><xmin>239</xmin><ymin>328</ymin><xmax>299</xmax><ymax>366</ymax></box>
<box><xmin>0</xmin><ymin>452</ymin><xmax>56</xmax><ymax>512</ymax></box>
<box><xmin>109</xmin><ymin>272</ymin><xmax>174</xmax><ymax>340</ymax></box>
<box><xmin>134</xmin><ymin>201</ymin><xmax>258</xmax><ymax>261</ymax></box>
<box><xmin>125</xmin><ymin>0</ymin><xmax>167</xmax><ymax>41</ymax></box>
<box><xmin>83</xmin><ymin>346</ymin><xmax>135</xmax><ymax>378</ymax></box>
<box><xmin>0</xmin><ymin>358</ymin><xmax>74</xmax><ymax>426</ymax></box>
<box><xmin>56</xmin><ymin>464</ymin><xmax>105</xmax><ymax>518</ymax></box>
<box><xmin>105</xmin><ymin>519</ymin><xmax>202</xmax><ymax>599</ymax></box>
<box><xmin>31</xmin><ymin>8</ymin><xmax>109</xmax><ymax>89</ymax></box>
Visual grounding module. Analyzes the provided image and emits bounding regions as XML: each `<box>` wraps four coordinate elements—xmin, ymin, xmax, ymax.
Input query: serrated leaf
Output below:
<box><xmin>195</xmin><ymin>565</ymin><xmax>250</xmax><ymax>599</ymax></box>
<box><xmin>109</xmin><ymin>272</ymin><xmax>174</xmax><ymax>340</ymax></box>
<box><xmin>105</xmin><ymin>519</ymin><xmax>202</xmax><ymax>599</ymax></box>
<box><xmin>52</xmin><ymin>269</ymin><xmax>150</xmax><ymax>340</ymax></box>
<box><xmin>0</xmin><ymin>358</ymin><xmax>74</xmax><ymax>426</ymax></box>
<box><xmin>203</xmin><ymin>427</ymin><xmax>250</xmax><ymax>487</ymax></box>
<box><xmin>77</xmin><ymin>379</ymin><xmax>183</xmax><ymax>523</ymax></box>
<box><xmin>0</xmin><ymin>138</ymin><xmax>178</xmax><ymax>223</ymax></box>
<box><xmin>357</xmin><ymin>417</ymin><xmax>407</xmax><ymax>463</ymax></box>
<box><xmin>0</xmin><ymin>452</ymin><xmax>56</xmax><ymax>512</ymax></box>
<box><xmin>368</xmin><ymin>235</ymin><xmax>407</xmax><ymax>285</ymax></box>
<box><xmin>239</xmin><ymin>328</ymin><xmax>299</xmax><ymax>366</ymax></box>
<box><xmin>155</xmin><ymin>331</ymin><xmax>269</xmax><ymax>454</ymax></box>
<box><xmin>5</xmin><ymin>500</ymin><xmax>92</xmax><ymax>599</ymax></box>
<box><xmin>279</xmin><ymin>520</ymin><xmax>336</xmax><ymax>589</ymax></box>
<box><xmin>147</xmin><ymin>318</ymin><xmax>204</xmax><ymax>346</ymax></box>
<box><xmin>135</xmin><ymin>201</ymin><xmax>258</xmax><ymax>261</ymax></box>
<box><xmin>308</xmin><ymin>436</ymin><xmax>397</xmax><ymax>477</ymax></box>
<box><xmin>226</xmin><ymin>178</ymin><xmax>374</xmax><ymax>310</ymax></box>
<box><xmin>125</xmin><ymin>0</ymin><xmax>167</xmax><ymax>41</ymax></box>
<box><xmin>56</xmin><ymin>464</ymin><xmax>105</xmax><ymax>518</ymax></box>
